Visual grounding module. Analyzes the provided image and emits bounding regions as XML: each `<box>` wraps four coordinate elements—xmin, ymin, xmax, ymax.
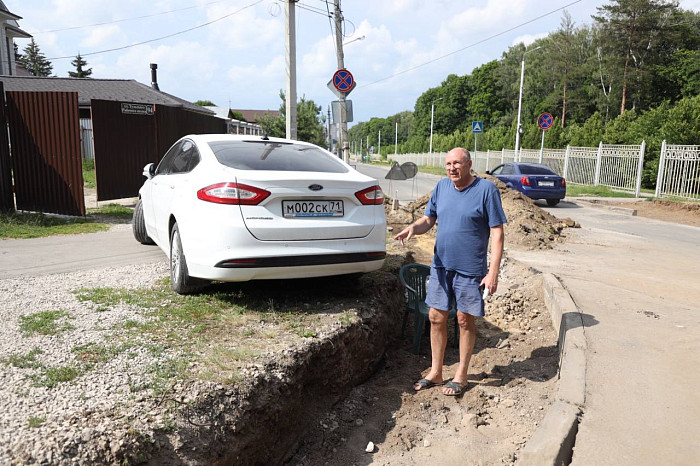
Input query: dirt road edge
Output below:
<box><xmin>518</xmin><ymin>273</ymin><xmax>586</xmax><ymax>466</ymax></box>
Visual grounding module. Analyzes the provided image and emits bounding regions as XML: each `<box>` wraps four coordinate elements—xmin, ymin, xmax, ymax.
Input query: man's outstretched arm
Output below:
<box><xmin>393</xmin><ymin>216</ymin><xmax>436</xmax><ymax>246</ymax></box>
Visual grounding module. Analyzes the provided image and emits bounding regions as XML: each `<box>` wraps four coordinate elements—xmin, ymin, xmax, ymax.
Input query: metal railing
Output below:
<box><xmin>389</xmin><ymin>142</ymin><xmax>647</xmax><ymax>197</ymax></box>
<box><xmin>655</xmin><ymin>142</ymin><xmax>700</xmax><ymax>200</ymax></box>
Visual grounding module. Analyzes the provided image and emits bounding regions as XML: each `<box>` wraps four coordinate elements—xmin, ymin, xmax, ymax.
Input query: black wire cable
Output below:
<box><xmin>47</xmin><ymin>0</ymin><xmax>264</xmax><ymax>60</ymax></box>
<box><xmin>361</xmin><ymin>0</ymin><xmax>583</xmax><ymax>88</ymax></box>
<box><xmin>31</xmin><ymin>0</ymin><xmax>237</xmax><ymax>34</ymax></box>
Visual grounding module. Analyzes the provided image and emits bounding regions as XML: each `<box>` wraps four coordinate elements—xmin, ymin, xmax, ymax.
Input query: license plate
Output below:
<box><xmin>282</xmin><ymin>200</ymin><xmax>344</xmax><ymax>218</ymax></box>
<box><xmin>539</xmin><ymin>181</ymin><xmax>554</xmax><ymax>187</ymax></box>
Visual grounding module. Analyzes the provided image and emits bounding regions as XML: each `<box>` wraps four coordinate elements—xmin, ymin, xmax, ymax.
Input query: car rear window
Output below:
<box><xmin>208</xmin><ymin>141</ymin><xmax>349</xmax><ymax>173</ymax></box>
<box><xmin>519</xmin><ymin>165</ymin><xmax>558</xmax><ymax>175</ymax></box>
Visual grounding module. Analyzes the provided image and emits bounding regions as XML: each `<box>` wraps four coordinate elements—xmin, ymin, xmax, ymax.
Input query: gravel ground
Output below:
<box><xmin>0</xmin><ymin>262</ymin><xmax>173</xmax><ymax>465</ymax></box>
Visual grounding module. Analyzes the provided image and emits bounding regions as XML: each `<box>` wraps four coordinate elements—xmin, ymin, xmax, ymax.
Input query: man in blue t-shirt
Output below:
<box><xmin>394</xmin><ymin>147</ymin><xmax>506</xmax><ymax>396</ymax></box>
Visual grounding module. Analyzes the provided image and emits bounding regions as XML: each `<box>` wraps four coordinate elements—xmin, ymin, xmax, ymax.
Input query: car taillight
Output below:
<box><xmin>355</xmin><ymin>185</ymin><xmax>384</xmax><ymax>205</ymax></box>
<box><xmin>561</xmin><ymin>178</ymin><xmax>566</xmax><ymax>187</ymax></box>
<box><xmin>521</xmin><ymin>176</ymin><xmax>531</xmax><ymax>186</ymax></box>
<box><xmin>197</xmin><ymin>182</ymin><xmax>270</xmax><ymax>205</ymax></box>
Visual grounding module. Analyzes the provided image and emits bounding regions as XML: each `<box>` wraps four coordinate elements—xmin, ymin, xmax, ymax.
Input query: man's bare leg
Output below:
<box><xmin>413</xmin><ymin>307</ymin><xmax>448</xmax><ymax>390</ymax></box>
<box><xmin>444</xmin><ymin>312</ymin><xmax>476</xmax><ymax>395</ymax></box>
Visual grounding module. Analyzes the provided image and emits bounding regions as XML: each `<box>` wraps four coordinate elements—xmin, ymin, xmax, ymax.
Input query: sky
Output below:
<box><xmin>8</xmin><ymin>0</ymin><xmax>700</xmax><ymax>125</ymax></box>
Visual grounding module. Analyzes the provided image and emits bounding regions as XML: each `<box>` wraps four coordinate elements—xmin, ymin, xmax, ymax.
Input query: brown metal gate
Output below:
<box><xmin>0</xmin><ymin>83</ymin><xmax>13</xmax><ymax>213</ymax></box>
<box><xmin>90</xmin><ymin>100</ymin><xmax>158</xmax><ymax>201</ymax></box>
<box><xmin>91</xmin><ymin>100</ymin><xmax>226</xmax><ymax>202</ymax></box>
<box><xmin>6</xmin><ymin>91</ymin><xmax>84</xmax><ymax>216</ymax></box>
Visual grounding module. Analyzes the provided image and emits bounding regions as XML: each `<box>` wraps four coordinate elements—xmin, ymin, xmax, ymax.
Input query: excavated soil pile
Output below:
<box><xmin>385</xmin><ymin>174</ymin><xmax>579</xmax><ymax>250</ymax></box>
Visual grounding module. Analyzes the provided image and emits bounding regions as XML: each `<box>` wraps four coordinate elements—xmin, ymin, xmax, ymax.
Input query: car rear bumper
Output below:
<box><xmin>188</xmin><ymin>257</ymin><xmax>385</xmax><ymax>281</ymax></box>
<box><xmin>521</xmin><ymin>187</ymin><xmax>566</xmax><ymax>200</ymax></box>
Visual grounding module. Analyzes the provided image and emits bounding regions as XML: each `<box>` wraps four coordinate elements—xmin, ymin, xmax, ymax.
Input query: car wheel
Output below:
<box><xmin>170</xmin><ymin>223</ymin><xmax>208</xmax><ymax>294</ymax></box>
<box><xmin>132</xmin><ymin>199</ymin><xmax>155</xmax><ymax>245</ymax></box>
<box><xmin>546</xmin><ymin>199</ymin><xmax>561</xmax><ymax>207</ymax></box>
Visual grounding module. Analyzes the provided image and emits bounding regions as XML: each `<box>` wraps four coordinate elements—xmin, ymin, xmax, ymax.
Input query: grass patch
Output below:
<box><xmin>33</xmin><ymin>365</ymin><xmax>80</xmax><ymax>388</ymax></box>
<box><xmin>19</xmin><ymin>310</ymin><xmax>74</xmax><ymax>336</ymax></box>
<box><xmin>2</xmin><ymin>348</ymin><xmax>44</xmax><ymax>369</ymax></box>
<box><xmin>565</xmin><ymin>184</ymin><xmax>636</xmax><ymax>198</ymax></box>
<box><xmin>72</xmin><ymin>342</ymin><xmax>111</xmax><ymax>366</ymax></box>
<box><xmin>86</xmin><ymin>203</ymin><xmax>133</xmax><ymax>219</ymax></box>
<box><xmin>83</xmin><ymin>160</ymin><xmax>96</xmax><ymax>189</ymax></box>
<box><xmin>72</xmin><ymin>276</ymin><xmax>365</xmax><ymax>385</ymax></box>
<box><xmin>0</xmin><ymin>212</ymin><xmax>108</xmax><ymax>239</ymax></box>
<box><xmin>28</xmin><ymin>416</ymin><xmax>45</xmax><ymax>428</ymax></box>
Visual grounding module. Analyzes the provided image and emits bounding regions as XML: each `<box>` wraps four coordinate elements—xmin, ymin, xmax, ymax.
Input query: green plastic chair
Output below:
<box><xmin>399</xmin><ymin>263</ymin><xmax>459</xmax><ymax>354</ymax></box>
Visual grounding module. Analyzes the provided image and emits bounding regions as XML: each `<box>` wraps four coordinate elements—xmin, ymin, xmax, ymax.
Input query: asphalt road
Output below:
<box><xmin>354</xmin><ymin>162</ymin><xmax>441</xmax><ymax>202</ymax></box>
<box><xmin>507</xmin><ymin>201</ymin><xmax>700</xmax><ymax>465</ymax></box>
<box><xmin>0</xmin><ymin>227</ymin><xmax>165</xmax><ymax>279</ymax></box>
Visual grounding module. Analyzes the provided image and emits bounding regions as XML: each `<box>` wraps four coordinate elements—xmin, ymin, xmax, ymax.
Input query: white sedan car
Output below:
<box><xmin>133</xmin><ymin>134</ymin><xmax>386</xmax><ymax>294</ymax></box>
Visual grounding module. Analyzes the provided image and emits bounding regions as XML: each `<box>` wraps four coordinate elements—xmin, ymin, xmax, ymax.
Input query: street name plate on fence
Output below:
<box><xmin>121</xmin><ymin>103</ymin><xmax>154</xmax><ymax>116</ymax></box>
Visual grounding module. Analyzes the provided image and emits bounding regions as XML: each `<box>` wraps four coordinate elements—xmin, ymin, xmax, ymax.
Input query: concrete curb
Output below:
<box><xmin>517</xmin><ymin>273</ymin><xmax>586</xmax><ymax>465</ymax></box>
<box><xmin>572</xmin><ymin>198</ymin><xmax>637</xmax><ymax>216</ymax></box>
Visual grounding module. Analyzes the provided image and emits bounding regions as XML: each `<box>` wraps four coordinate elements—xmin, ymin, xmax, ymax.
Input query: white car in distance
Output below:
<box><xmin>133</xmin><ymin>134</ymin><xmax>386</xmax><ymax>294</ymax></box>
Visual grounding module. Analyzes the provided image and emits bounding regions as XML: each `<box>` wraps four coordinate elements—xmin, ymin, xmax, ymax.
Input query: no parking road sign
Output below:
<box><xmin>332</xmin><ymin>69</ymin><xmax>355</xmax><ymax>94</ymax></box>
<box><xmin>538</xmin><ymin>112</ymin><xmax>554</xmax><ymax>130</ymax></box>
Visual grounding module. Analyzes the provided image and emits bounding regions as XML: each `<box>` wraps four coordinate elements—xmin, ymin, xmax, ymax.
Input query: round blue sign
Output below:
<box><xmin>333</xmin><ymin>69</ymin><xmax>354</xmax><ymax>92</ymax></box>
<box><xmin>538</xmin><ymin>113</ymin><xmax>554</xmax><ymax>130</ymax></box>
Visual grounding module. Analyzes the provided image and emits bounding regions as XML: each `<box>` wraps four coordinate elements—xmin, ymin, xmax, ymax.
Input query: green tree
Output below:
<box><xmin>68</xmin><ymin>53</ymin><xmax>92</xmax><ymax>78</ymax></box>
<box><xmin>593</xmin><ymin>0</ymin><xmax>679</xmax><ymax>114</ymax></box>
<box><xmin>193</xmin><ymin>100</ymin><xmax>216</xmax><ymax>106</ymax></box>
<box><xmin>21</xmin><ymin>39</ymin><xmax>53</xmax><ymax>77</ymax></box>
<box><xmin>258</xmin><ymin>91</ymin><xmax>326</xmax><ymax>147</ymax></box>
<box><xmin>13</xmin><ymin>42</ymin><xmax>22</xmax><ymax>64</ymax></box>
<box><xmin>231</xmin><ymin>111</ymin><xmax>247</xmax><ymax>121</ymax></box>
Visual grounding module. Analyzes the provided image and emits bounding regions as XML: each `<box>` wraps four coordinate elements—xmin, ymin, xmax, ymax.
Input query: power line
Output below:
<box><xmin>325</xmin><ymin>0</ymin><xmax>337</xmax><ymax>57</ymax></box>
<box><xmin>30</xmin><ymin>0</ymin><xmax>238</xmax><ymax>34</ymax></box>
<box><xmin>47</xmin><ymin>0</ymin><xmax>264</xmax><ymax>61</ymax></box>
<box><xmin>361</xmin><ymin>0</ymin><xmax>583</xmax><ymax>89</ymax></box>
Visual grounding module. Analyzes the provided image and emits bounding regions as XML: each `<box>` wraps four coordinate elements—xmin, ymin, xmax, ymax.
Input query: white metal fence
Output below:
<box><xmin>390</xmin><ymin>142</ymin><xmax>647</xmax><ymax>197</ymax></box>
<box><xmin>655</xmin><ymin>141</ymin><xmax>700</xmax><ymax>200</ymax></box>
<box><xmin>79</xmin><ymin>118</ymin><xmax>94</xmax><ymax>162</ymax></box>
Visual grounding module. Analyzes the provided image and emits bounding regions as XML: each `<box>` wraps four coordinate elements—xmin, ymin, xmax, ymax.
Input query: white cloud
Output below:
<box><xmin>80</xmin><ymin>25</ymin><xmax>124</xmax><ymax>48</ymax></box>
<box><xmin>204</xmin><ymin>4</ymin><xmax>282</xmax><ymax>51</ymax></box>
<box><xmin>511</xmin><ymin>32</ymin><xmax>549</xmax><ymax>47</ymax></box>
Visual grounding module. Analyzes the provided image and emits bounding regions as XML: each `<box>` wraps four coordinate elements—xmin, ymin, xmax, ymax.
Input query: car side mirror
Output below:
<box><xmin>485</xmin><ymin>170</ymin><xmax>491</xmax><ymax>175</ymax></box>
<box><xmin>143</xmin><ymin>163</ymin><xmax>155</xmax><ymax>179</ymax></box>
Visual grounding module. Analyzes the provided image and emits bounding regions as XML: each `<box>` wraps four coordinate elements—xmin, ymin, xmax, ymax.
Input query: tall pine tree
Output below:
<box><xmin>68</xmin><ymin>53</ymin><xmax>92</xmax><ymax>78</ymax></box>
<box><xmin>21</xmin><ymin>39</ymin><xmax>53</xmax><ymax>77</ymax></box>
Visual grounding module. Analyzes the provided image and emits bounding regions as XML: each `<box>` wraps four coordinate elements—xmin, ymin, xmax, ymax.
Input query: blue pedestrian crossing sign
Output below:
<box><xmin>472</xmin><ymin>121</ymin><xmax>483</xmax><ymax>134</ymax></box>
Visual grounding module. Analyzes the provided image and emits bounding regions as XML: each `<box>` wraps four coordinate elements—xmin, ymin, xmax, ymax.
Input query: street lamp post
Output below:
<box><xmin>514</xmin><ymin>46</ymin><xmax>542</xmax><ymax>160</ymax></box>
<box><xmin>429</xmin><ymin>97</ymin><xmax>443</xmax><ymax>154</ymax></box>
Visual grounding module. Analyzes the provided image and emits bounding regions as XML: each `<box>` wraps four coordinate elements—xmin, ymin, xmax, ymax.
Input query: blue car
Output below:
<box><xmin>487</xmin><ymin>162</ymin><xmax>566</xmax><ymax>206</ymax></box>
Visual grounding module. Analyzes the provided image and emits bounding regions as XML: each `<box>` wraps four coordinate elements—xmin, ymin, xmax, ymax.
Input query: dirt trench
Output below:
<box><xmin>125</xmin><ymin>176</ymin><xmax>577</xmax><ymax>465</ymax></box>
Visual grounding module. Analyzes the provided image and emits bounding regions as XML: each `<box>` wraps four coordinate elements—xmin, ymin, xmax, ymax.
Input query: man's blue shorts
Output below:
<box><xmin>425</xmin><ymin>267</ymin><xmax>485</xmax><ymax>317</ymax></box>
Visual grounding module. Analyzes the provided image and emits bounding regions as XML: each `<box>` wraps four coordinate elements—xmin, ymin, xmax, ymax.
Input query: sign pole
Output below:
<box><xmin>474</xmin><ymin>134</ymin><xmax>478</xmax><ymax>157</ymax></box>
<box><xmin>537</xmin><ymin>113</ymin><xmax>553</xmax><ymax>164</ymax></box>
<box><xmin>539</xmin><ymin>130</ymin><xmax>545</xmax><ymax>163</ymax></box>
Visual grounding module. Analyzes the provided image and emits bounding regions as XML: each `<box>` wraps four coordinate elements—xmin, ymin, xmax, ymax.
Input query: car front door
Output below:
<box><xmin>150</xmin><ymin>140</ymin><xmax>200</xmax><ymax>246</ymax></box>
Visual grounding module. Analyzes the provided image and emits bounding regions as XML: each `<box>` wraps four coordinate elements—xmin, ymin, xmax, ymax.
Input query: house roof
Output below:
<box><xmin>230</xmin><ymin>109</ymin><xmax>280</xmax><ymax>123</ymax></box>
<box><xmin>0</xmin><ymin>76</ymin><xmax>213</xmax><ymax>115</ymax></box>
<box><xmin>0</xmin><ymin>0</ymin><xmax>31</xmax><ymax>38</ymax></box>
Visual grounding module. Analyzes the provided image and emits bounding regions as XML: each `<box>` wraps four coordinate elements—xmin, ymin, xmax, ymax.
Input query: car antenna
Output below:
<box><xmin>261</xmin><ymin>134</ymin><xmax>270</xmax><ymax>141</ymax></box>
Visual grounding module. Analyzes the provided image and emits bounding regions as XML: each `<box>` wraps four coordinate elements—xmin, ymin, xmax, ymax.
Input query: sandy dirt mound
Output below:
<box><xmin>386</xmin><ymin>174</ymin><xmax>579</xmax><ymax>250</ymax></box>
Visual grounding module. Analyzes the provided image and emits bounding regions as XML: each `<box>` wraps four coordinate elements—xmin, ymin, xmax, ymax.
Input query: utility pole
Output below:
<box><xmin>334</xmin><ymin>0</ymin><xmax>349</xmax><ymax>163</ymax></box>
<box><xmin>285</xmin><ymin>1</ymin><xmax>297</xmax><ymax>140</ymax></box>
<box><xmin>327</xmin><ymin>105</ymin><xmax>332</xmax><ymax>152</ymax></box>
